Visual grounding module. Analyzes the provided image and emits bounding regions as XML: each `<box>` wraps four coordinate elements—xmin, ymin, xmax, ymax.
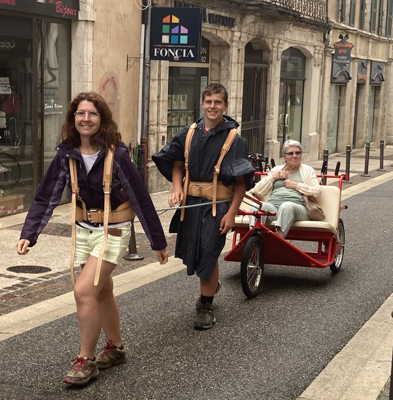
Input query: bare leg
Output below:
<box><xmin>200</xmin><ymin>263</ymin><xmax>219</xmax><ymax>297</ymax></box>
<box><xmin>99</xmin><ymin>276</ymin><xmax>122</xmax><ymax>347</ymax></box>
<box><xmin>73</xmin><ymin>256</ymin><xmax>118</xmax><ymax>359</ymax></box>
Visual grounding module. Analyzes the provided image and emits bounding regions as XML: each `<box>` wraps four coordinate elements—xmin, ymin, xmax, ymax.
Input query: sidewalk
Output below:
<box><xmin>0</xmin><ymin>145</ymin><xmax>393</xmax><ymax>399</ymax></box>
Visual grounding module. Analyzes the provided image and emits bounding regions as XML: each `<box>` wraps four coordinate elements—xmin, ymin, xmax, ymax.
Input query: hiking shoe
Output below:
<box><xmin>194</xmin><ymin>302</ymin><xmax>216</xmax><ymax>330</ymax></box>
<box><xmin>96</xmin><ymin>340</ymin><xmax>126</xmax><ymax>370</ymax></box>
<box><xmin>63</xmin><ymin>356</ymin><xmax>99</xmax><ymax>386</ymax></box>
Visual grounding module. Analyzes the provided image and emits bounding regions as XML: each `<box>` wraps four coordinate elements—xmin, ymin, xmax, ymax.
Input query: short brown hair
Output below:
<box><xmin>202</xmin><ymin>83</ymin><xmax>228</xmax><ymax>104</ymax></box>
<box><xmin>61</xmin><ymin>91</ymin><xmax>122</xmax><ymax>149</ymax></box>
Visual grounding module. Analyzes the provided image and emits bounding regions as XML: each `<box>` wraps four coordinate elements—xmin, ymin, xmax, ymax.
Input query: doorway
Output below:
<box><xmin>241</xmin><ymin>42</ymin><xmax>268</xmax><ymax>156</ymax></box>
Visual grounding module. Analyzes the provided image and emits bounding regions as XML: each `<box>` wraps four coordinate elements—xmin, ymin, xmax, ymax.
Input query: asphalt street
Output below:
<box><xmin>0</xmin><ymin>147</ymin><xmax>393</xmax><ymax>399</ymax></box>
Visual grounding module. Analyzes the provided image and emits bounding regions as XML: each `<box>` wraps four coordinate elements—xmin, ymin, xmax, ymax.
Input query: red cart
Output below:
<box><xmin>224</xmin><ymin>173</ymin><xmax>346</xmax><ymax>298</ymax></box>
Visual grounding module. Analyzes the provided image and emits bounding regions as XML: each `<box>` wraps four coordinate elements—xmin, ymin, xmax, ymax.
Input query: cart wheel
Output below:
<box><xmin>241</xmin><ymin>235</ymin><xmax>264</xmax><ymax>298</ymax></box>
<box><xmin>330</xmin><ymin>218</ymin><xmax>345</xmax><ymax>273</ymax></box>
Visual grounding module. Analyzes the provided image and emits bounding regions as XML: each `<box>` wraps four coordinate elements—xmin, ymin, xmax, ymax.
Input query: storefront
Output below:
<box><xmin>0</xmin><ymin>0</ymin><xmax>77</xmax><ymax>218</ymax></box>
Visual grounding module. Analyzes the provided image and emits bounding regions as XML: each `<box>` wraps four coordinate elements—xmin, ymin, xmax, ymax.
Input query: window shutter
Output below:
<box><xmin>350</xmin><ymin>0</ymin><xmax>356</xmax><ymax>26</ymax></box>
<box><xmin>370</xmin><ymin>0</ymin><xmax>378</xmax><ymax>33</ymax></box>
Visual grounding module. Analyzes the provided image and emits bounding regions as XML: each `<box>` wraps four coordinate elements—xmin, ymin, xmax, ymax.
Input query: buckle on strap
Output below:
<box><xmin>87</xmin><ymin>209</ymin><xmax>97</xmax><ymax>223</ymax></box>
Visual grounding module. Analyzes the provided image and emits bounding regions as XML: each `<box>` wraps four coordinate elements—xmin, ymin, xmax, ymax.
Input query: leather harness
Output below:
<box><xmin>69</xmin><ymin>147</ymin><xmax>134</xmax><ymax>286</ymax></box>
<box><xmin>180</xmin><ymin>124</ymin><xmax>237</xmax><ymax>221</ymax></box>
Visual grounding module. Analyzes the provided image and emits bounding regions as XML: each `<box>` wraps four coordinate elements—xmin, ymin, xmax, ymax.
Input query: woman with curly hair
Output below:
<box><xmin>17</xmin><ymin>92</ymin><xmax>168</xmax><ymax>385</ymax></box>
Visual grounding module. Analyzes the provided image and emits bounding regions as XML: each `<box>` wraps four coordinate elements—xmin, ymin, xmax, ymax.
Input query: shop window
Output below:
<box><xmin>0</xmin><ymin>15</ymin><xmax>70</xmax><ymax>218</ymax></box>
<box><xmin>167</xmin><ymin>66</ymin><xmax>209</xmax><ymax>141</ymax></box>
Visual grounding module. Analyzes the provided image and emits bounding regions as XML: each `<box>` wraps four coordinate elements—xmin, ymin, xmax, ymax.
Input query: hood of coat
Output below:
<box><xmin>55</xmin><ymin>140</ymin><xmax>128</xmax><ymax>160</ymax></box>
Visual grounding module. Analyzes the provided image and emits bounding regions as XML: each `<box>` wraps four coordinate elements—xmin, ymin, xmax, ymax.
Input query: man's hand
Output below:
<box><xmin>17</xmin><ymin>239</ymin><xmax>30</xmax><ymax>255</ymax></box>
<box><xmin>155</xmin><ymin>248</ymin><xmax>169</xmax><ymax>264</ymax></box>
<box><xmin>219</xmin><ymin>212</ymin><xmax>236</xmax><ymax>235</ymax></box>
<box><xmin>169</xmin><ymin>191</ymin><xmax>183</xmax><ymax>207</ymax></box>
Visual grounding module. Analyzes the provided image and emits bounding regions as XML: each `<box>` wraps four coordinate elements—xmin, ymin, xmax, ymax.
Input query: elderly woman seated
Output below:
<box><xmin>249</xmin><ymin>139</ymin><xmax>321</xmax><ymax>238</ymax></box>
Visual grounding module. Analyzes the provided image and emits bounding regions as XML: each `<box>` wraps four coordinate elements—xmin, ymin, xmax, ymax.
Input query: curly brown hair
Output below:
<box><xmin>60</xmin><ymin>91</ymin><xmax>122</xmax><ymax>149</ymax></box>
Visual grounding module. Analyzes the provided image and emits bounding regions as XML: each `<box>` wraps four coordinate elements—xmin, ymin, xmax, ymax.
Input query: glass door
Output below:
<box><xmin>0</xmin><ymin>15</ymin><xmax>33</xmax><ymax>216</ymax></box>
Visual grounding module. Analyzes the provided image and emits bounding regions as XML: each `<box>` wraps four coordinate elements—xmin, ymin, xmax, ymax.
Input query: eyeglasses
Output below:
<box><xmin>285</xmin><ymin>151</ymin><xmax>302</xmax><ymax>156</ymax></box>
<box><xmin>74</xmin><ymin>111</ymin><xmax>100</xmax><ymax>119</ymax></box>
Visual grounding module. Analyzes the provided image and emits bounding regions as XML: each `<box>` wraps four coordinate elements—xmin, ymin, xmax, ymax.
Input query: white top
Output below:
<box><xmin>79</xmin><ymin>151</ymin><xmax>129</xmax><ymax>230</ymax></box>
<box><xmin>81</xmin><ymin>151</ymin><xmax>99</xmax><ymax>175</ymax></box>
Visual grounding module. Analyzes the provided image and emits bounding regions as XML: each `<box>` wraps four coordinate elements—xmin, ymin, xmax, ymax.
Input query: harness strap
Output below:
<box><xmin>68</xmin><ymin>147</ymin><xmax>115</xmax><ymax>286</ymax></box>
<box><xmin>95</xmin><ymin>146</ymin><xmax>115</xmax><ymax>286</ymax></box>
<box><xmin>180</xmin><ymin>123</ymin><xmax>197</xmax><ymax>222</ymax></box>
<box><xmin>212</xmin><ymin>128</ymin><xmax>238</xmax><ymax>216</ymax></box>
<box><xmin>69</xmin><ymin>157</ymin><xmax>78</xmax><ymax>285</ymax></box>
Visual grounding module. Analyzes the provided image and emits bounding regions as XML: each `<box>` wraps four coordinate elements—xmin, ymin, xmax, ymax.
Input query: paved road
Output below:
<box><xmin>0</xmin><ymin>177</ymin><xmax>392</xmax><ymax>399</ymax></box>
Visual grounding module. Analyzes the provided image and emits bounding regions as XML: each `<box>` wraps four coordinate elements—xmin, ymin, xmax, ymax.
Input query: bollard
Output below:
<box><xmin>321</xmin><ymin>149</ymin><xmax>329</xmax><ymax>185</ymax></box>
<box><xmin>377</xmin><ymin>139</ymin><xmax>386</xmax><ymax>172</ymax></box>
<box><xmin>123</xmin><ymin>221</ymin><xmax>144</xmax><ymax>261</ymax></box>
<box><xmin>361</xmin><ymin>142</ymin><xmax>371</xmax><ymax>177</ymax></box>
<box><xmin>343</xmin><ymin>145</ymin><xmax>352</xmax><ymax>183</ymax></box>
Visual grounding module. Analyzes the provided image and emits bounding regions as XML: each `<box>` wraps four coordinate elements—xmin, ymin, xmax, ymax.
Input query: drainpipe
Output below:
<box><xmin>140</xmin><ymin>2</ymin><xmax>151</xmax><ymax>185</ymax></box>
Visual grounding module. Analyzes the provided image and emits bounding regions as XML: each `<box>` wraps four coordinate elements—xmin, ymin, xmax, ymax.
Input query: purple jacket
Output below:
<box><xmin>20</xmin><ymin>141</ymin><xmax>167</xmax><ymax>251</ymax></box>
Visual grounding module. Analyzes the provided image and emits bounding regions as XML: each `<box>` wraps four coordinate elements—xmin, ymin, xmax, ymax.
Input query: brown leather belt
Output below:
<box><xmin>187</xmin><ymin>181</ymin><xmax>234</xmax><ymax>201</ymax></box>
<box><xmin>76</xmin><ymin>201</ymin><xmax>135</xmax><ymax>224</ymax></box>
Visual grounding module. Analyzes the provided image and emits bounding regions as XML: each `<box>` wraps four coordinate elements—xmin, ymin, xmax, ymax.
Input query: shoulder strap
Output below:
<box><xmin>212</xmin><ymin>128</ymin><xmax>238</xmax><ymax>216</ymax></box>
<box><xmin>69</xmin><ymin>158</ymin><xmax>78</xmax><ymax>284</ymax></box>
<box><xmin>180</xmin><ymin>123</ymin><xmax>197</xmax><ymax>221</ymax></box>
<box><xmin>95</xmin><ymin>146</ymin><xmax>115</xmax><ymax>286</ymax></box>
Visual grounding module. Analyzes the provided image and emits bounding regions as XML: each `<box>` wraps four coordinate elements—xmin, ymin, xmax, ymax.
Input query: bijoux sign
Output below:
<box><xmin>0</xmin><ymin>0</ymin><xmax>79</xmax><ymax>20</ymax></box>
<box><xmin>150</xmin><ymin>7</ymin><xmax>202</xmax><ymax>62</ymax></box>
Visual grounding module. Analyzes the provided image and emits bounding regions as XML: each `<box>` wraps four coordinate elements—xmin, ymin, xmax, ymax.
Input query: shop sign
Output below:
<box><xmin>44</xmin><ymin>89</ymin><xmax>64</xmax><ymax>115</ymax></box>
<box><xmin>357</xmin><ymin>60</ymin><xmax>367</xmax><ymax>84</ymax></box>
<box><xmin>200</xmin><ymin>36</ymin><xmax>209</xmax><ymax>64</ymax></box>
<box><xmin>0</xmin><ymin>0</ymin><xmax>79</xmax><ymax>20</ymax></box>
<box><xmin>331</xmin><ymin>37</ymin><xmax>354</xmax><ymax>84</ymax></box>
<box><xmin>150</xmin><ymin>7</ymin><xmax>202</xmax><ymax>62</ymax></box>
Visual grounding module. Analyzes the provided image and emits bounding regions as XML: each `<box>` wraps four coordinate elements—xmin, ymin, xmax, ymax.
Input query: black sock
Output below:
<box><xmin>200</xmin><ymin>295</ymin><xmax>214</xmax><ymax>305</ymax></box>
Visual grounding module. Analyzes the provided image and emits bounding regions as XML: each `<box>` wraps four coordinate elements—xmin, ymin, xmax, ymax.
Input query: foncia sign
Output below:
<box><xmin>150</xmin><ymin>8</ymin><xmax>202</xmax><ymax>62</ymax></box>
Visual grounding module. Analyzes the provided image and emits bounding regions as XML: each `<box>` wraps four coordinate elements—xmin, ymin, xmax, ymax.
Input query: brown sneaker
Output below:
<box><xmin>63</xmin><ymin>356</ymin><xmax>99</xmax><ymax>385</ymax></box>
<box><xmin>96</xmin><ymin>340</ymin><xmax>126</xmax><ymax>370</ymax></box>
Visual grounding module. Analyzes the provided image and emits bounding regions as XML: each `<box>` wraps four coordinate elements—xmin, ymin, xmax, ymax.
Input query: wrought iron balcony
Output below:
<box><xmin>232</xmin><ymin>0</ymin><xmax>326</xmax><ymax>22</ymax></box>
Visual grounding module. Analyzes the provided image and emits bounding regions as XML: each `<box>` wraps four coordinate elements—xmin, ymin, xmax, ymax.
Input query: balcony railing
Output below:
<box><xmin>246</xmin><ymin>0</ymin><xmax>326</xmax><ymax>22</ymax></box>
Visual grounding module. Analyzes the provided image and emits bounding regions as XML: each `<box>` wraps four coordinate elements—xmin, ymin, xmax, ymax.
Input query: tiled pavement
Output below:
<box><xmin>0</xmin><ymin>222</ymin><xmax>177</xmax><ymax>317</ymax></box>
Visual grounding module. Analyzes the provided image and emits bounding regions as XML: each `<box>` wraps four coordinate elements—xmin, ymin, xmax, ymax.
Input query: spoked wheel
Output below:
<box><xmin>330</xmin><ymin>218</ymin><xmax>345</xmax><ymax>273</ymax></box>
<box><xmin>240</xmin><ymin>235</ymin><xmax>264</xmax><ymax>298</ymax></box>
<box><xmin>0</xmin><ymin>153</ymin><xmax>20</xmax><ymax>189</ymax></box>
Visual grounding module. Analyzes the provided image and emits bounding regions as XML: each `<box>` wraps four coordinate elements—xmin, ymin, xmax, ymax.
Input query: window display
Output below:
<box><xmin>167</xmin><ymin>66</ymin><xmax>209</xmax><ymax>142</ymax></box>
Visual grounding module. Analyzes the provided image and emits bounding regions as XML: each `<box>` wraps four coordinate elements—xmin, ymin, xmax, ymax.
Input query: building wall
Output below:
<box><xmin>72</xmin><ymin>0</ymin><xmax>142</xmax><ymax>151</ymax></box>
<box><xmin>147</xmin><ymin>0</ymin><xmax>326</xmax><ymax>193</ymax></box>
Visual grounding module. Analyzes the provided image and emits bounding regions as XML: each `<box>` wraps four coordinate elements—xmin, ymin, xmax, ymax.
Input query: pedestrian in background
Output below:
<box><xmin>153</xmin><ymin>83</ymin><xmax>254</xmax><ymax>330</ymax></box>
<box><xmin>17</xmin><ymin>92</ymin><xmax>168</xmax><ymax>385</ymax></box>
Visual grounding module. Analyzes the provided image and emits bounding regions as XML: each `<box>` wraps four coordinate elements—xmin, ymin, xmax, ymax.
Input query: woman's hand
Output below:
<box><xmin>273</xmin><ymin>170</ymin><xmax>287</xmax><ymax>181</ymax></box>
<box><xmin>284</xmin><ymin>179</ymin><xmax>298</xmax><ymax>190</ymax></box>
<box><xmin>17</xmin><ymin>239</ymin><xmax>30</xmax><ymax>255</ymax></box>
<box><xmin>155</xmin><ymin>248</ymin><xmax>169</xmax><ymax>264</ymax></box>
